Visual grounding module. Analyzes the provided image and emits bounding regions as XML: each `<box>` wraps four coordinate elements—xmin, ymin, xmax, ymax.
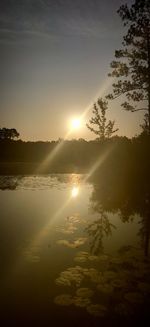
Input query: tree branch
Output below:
<box><xmin>132</xmin><ymin>108</ymin><xmax>148</xmax><ymax>112</ymax></box>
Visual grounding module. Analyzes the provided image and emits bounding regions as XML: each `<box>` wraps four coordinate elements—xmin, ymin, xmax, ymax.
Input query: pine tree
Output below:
<box><xmin>107</xmin><ymin>0</ymin><xmax>150</xmax><ymax>134</ymax></box>
<box><xmin>86</xmin><ymin>98</ymin><xmax>118</xmax><ymax>140</ymax></box>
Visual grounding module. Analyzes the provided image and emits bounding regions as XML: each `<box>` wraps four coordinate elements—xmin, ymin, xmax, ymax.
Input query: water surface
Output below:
<box><xmin>0</xmin><ymin>175</ymin><xmax>149</xmax><ymax>326</ymax></box>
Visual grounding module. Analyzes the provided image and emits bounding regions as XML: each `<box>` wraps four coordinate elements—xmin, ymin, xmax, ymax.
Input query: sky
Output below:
<box><xmin>0</xmin><ymin>0</ymin><xmax>144</xmax><ymax>141</ymax></box>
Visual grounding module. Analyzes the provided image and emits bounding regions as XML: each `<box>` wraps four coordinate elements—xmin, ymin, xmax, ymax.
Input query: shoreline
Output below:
<box><xmin>0</xmin><ymin>162</ymin><xmax>87</xmax><ymax>175</ymax></box>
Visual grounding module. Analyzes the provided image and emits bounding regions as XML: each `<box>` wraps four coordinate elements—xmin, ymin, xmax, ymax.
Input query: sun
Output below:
<box><xmin>71</xmin><ymin>118</ymin><xmax>81</xmax><ymax>129</ymax></box>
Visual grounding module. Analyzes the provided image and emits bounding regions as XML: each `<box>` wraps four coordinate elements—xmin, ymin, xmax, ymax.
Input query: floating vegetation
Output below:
<box><xmin>74</xmin><ymin>256</ymin><xmax>87</xmax><ymax>263</ymax></box>
<box><xmin>57</xmin><ymin>237</ymin><xmax>87</xmax><ymax>248</ymax></box>
<box><xmin>88</xmin><ymin>255</ymin><xmax>99</xmax><ymax>262</ymax></box>
<box><xmin>76</xmin><ymin>288</ymin><xmax>94</xmax><ymax>298</ymax></box>
<box><xmin>66</xmin><ymin>215</ymin><xmax>80</xmax><ymax>224</ymax></box>
<box><xmin>55</xmin><ymin>213</ymin><xmax>84</xmax><ymax>236</ymax></box>
<box><xmin>75</xmin><ymin>251</ymin><xmax>89</xmax><ymax>258</ymax></box>
<box><xmin>97</xmin><ymin>283</ymin><xmax>114</xmax><ymax>295</ymax></box>
<box><xmin>86</xmin><ymin>304</ymin><xmax>107</xmax><ymax>317</ymax></box>
<box><xmin>54</xmin><ymin>294</ymin><xmax>73</xmax><ymax>306</ymax></box>
<box><xmin>55</xmin><ymin>266</ymin><xmax>85</xmax><ymax>287</ymax></box>
<box><xmin>74</xmin><ymin>252</ymin><xmax>99</xmax><ymax>264</ymax></box>
<box><xmin>74</xmin><ymin>296</ymin><xmax>91</xmax><ymax>308</ymax></box>
<box><xmin>54</xmin><ymin>246</ymin><xmax>150</xmax><ymax>318</ymax></box>
<box><xmin>57</xmin><ymin>224</ymin><xmax>77</xmax><ymax>235</ymax></box>
<box><xmin>85</xmin><ymin>268</ymin><xmax>102</xmax><ymax>283</ymax></box>
<box><xmin>23</xmin><ymin>247</ymin><xmax>41</xmax><ymax>263</ymax></box>
<box><xmin>124</xmin><ymin>292</ymin><xmax>144</xmax><ymax>304</ymax></box>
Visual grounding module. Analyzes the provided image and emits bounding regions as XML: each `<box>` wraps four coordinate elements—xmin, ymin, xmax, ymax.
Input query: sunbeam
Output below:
<box><xmin>84</xmin><ymin>142</ymin><xmax>116</xmax><ymax>182</ymax></box>
<box><xmin>9</xmin><ymin>178</ymin><xmax>81</xmax><ymax>276</ymax></box>
<box><xmin>80</xmin><ymin>77</ymin><xmax>113</xmax><ymax>122</ymax></box>
<box><xmin>36</xmin><ymin>77</ymin><xmax>112</xmax><ymax>174</ymax></box>
<box><xmin>36</xmin><ymin>130</ymin><xmax>71</xmax><ymax>173</ymax></box>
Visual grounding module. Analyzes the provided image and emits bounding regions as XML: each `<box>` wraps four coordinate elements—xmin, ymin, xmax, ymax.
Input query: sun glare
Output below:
<box><xmin>71</xmin><ymin>118</ymin><xmax>81</xmax><ymax>129</ymax></box>
<box><xmin>71</xmin><ymin>186</ymin><xmax>79</xmax><ymax>198</ymax></box>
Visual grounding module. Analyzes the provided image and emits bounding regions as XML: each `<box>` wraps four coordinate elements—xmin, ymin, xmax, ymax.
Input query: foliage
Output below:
<box><xmin>140</xmin><ymin>113</ymin><xmax>149</xmax><ymax>134</ymax></box>
<box><xmin>107</xmin><ymin>0</ymin><xmax>150</xmax><ymax>133</ymax></box>
<box><xmin>0</xmin><ymin>128</ymin><xmax>19</xmax><ymax>140</ymax></box>
<box><xmin>86</xmin><ymin>207</ymin><xmax>116</xmax><ymax>255</ymax></box>
<box><xmin>89</xmin><ymin>134</ymin><xmax>150</xmax><ymax>255</ymax></box>
<box><xmin>86</xmin><ymin>98</ymin><xmax>118</xmax><ymax>140</ymax></box>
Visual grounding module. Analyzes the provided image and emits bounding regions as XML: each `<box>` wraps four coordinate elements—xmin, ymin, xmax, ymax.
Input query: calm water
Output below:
<box><xmin>0</xmin><ymin>175</ymin><xmax>150</xmax><ymax>326</ymax></box>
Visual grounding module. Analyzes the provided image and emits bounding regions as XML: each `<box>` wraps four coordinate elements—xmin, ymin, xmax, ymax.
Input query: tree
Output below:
<box><xmin>86</xmin><ymin>207</ymin><xmax>115</xmax><ymax>255</ymax></box>
<box><xmin>0</xmin><ymin>128</ymin><xmax>19</xmax><ymax>140</ymax></box>
<box><xmin>140</xmin><ymin>113</ymin><xmax>149</xmax><ymax>134</ymax></box>
<box><xmin>86</xmin><ymin>98</ymin><xmax>118</xmax><ymax>140</ymax></box>
<box><xmin>107</xmin><ymin>0</ymin><xmax>150</xmax><ymax>134</ymax></box>
<box><xmin>89</xmin><ymin>135</ymin><xmax>150</xmax><ymax>255</ymax></box>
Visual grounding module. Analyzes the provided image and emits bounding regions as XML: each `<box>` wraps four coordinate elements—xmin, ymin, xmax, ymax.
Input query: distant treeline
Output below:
<box><xmin>0</xmin><ymin>135</ymin><xmax>149</xmax><ymax>176</ymax></box>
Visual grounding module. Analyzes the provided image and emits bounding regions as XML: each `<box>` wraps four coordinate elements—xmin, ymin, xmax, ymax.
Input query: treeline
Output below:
<box><xmin>0</xmin><ymin>135</ymin><xmax>149</xmax><ymax>175</ymax></box>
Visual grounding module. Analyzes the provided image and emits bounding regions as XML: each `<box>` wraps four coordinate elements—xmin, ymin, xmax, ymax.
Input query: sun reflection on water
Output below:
<box><xmin>71</xmin><ymin>186</ymin><xmax>79</xmax><ymax>198</ymax></box>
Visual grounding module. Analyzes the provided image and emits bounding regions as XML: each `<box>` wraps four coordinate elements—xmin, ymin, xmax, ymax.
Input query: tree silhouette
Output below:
<box><xmin>86</xmin><ymin>206</ymin><xmax>116</xmax><ymax>255</ymax></box>
<box><xmin>89</xmin><ymin>135</ymin><xmax>150</xmax><ymax>256</ymax></box>
<box><xmin>107</xmin><ymin>0</ymin><xmax>150</xmax><ymax>134</ymax></box>
<box><xmin>140</xmin><ymin>113</ymin><xmax>149</xmax><ymax>135</ymax></box>
<box><xmin>0</xmin><ymin>128</ymin><xmax>19</xmax><ymax>140</ymax></box>
<box><xmin>86</xmin><ymin>98</ymin><xmax>118</xmax><ymax>140</ymax></box>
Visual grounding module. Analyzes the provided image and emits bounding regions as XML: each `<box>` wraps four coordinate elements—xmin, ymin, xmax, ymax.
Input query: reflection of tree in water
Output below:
<box><xmin>90</xmin><ymin>183</ymin><xmax>150</xmax><ymax>256</ymax></box>
<box><xmin>86</xmin><ymin>204</ymin><xmax>116</xmax><ymax>255</ymax></box>
<box><xmin>54</xmin><ymin>137</ymin><xmax>150</xmax><ymax>321</ymax></box>
<box><xmin>89</xmin><ymin>137</ymin><xmax>150</xmax><ymax>256</ymax></box>
<box><xmin>54</xmin><ymin>245</ymin><xmax>150</xmax><ymax>319</ymax></box>
<box><xmin>138</xmin><ymin>215</ymin><xmax>150</xmax><ymax>257</ymax></box>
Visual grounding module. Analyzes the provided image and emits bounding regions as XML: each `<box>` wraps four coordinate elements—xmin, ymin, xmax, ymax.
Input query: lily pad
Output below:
<box><xmin>84</xmin><ymin>268</ymin><xmax>101</xmax><ymax>283</ymax></box>
<box><xmin>74</xmin><ymin>296</ymin><xmax>91</xmax><ymax>308</ymax></box>
<box><xmin>66</xmin><ymin>215</ymin><xmax>80</xmax><ymax>224</ymax></box>
<box><xmin>54</xmin><ymin>294</ymin><xmax>73</xmax><ymax>306</ymax></box>
<box><xmin>57</xmin><ymin>238</ymin><xmax>87</xmax><ymax>248</ymax></box>
<box><xmin>74</xmin><ymin>256</ymin><xmax>87</xmax><ymax>263</ymax></box>
<box><xmin>58</xmin><ymin>224</ymin><xmax>77</xmax><ymax>234</ymax></box>
<box><xmin>55</xmin><ymin>266</ymin><xmax>85</xmax><ymax>287</ymax></box>
<box><xmin>124</xmin><ymin>292</ymin><xmax>144</xmax><ymax>304</ymax></box>
<box><xmin>55</xmin><ymin>276</ymin><xmax>71</xmax><ymax>286</ymax></box>
<box><xmin>76</xmin><ymin>251</ymin><xmax>89</xmax><ymax>257</ymax></box>
<box><xmin>97</xmin><ymin>283</ymin><xmax>114</xmax><ymax>295</ymax></box>
<box><xmin>87</xmin><ymin>304</ymin><xmax>107</xmax><ymax>317</ymax></box>
<box><xmin>76</xmin><ymin>288</ymin><xmax>94</xmax><ymax>298</ymax></box>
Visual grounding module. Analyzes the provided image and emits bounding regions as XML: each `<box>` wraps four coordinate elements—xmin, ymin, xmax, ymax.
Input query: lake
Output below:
<box><xmin>0</xmin><ymin>174</ymin><xmax>150</xmax><ymax>326</ymax></box>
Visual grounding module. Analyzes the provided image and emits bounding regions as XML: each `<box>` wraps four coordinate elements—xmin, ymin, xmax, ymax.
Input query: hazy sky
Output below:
<box><xmin>0</xmin><ymin>0</ymin><xmax>143</xmax><ymax>141</ymax></box>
